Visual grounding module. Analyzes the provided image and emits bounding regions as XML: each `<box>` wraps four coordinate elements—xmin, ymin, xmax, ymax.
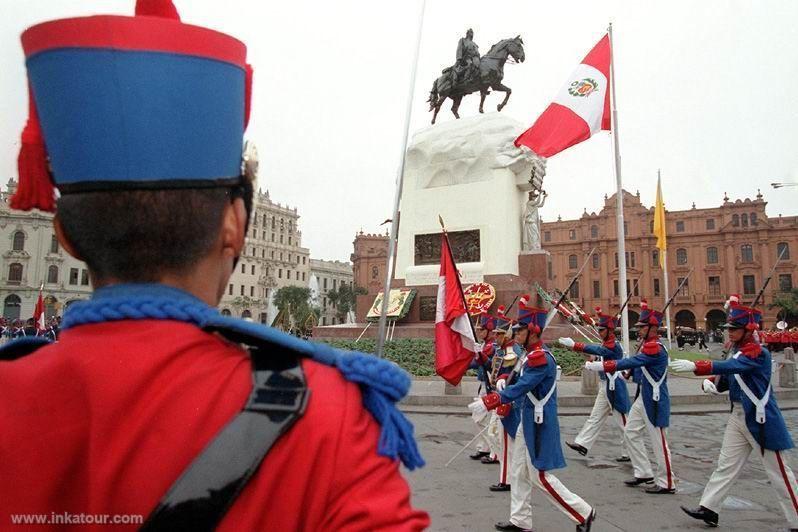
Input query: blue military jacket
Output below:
<box><xmin>699</xmin><ymin>344</ymin><xmax>793</xmax><ymax>451</ymax></box>
<box><xmin>498</xmin><ymin>344</ymin><xmax>566</xmax><ymax>471</ymax></box>
<box><xmin>581</xmin><ymin>339</ymin><xmax>631</xmax><ymax>415</ymax></box>
<box><xmin>496</xmin><ymin>342</ymin><xmax>523</xmax><ymax>437</ymax></box>
<box><xmin>610</xmin><ymin>340</ymin><xmax>670</xmax><ymax>427</ymax></box>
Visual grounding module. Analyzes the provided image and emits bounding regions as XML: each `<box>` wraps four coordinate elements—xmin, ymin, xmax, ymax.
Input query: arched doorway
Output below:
<box><xmin>705</xmin><ymin>309</ymin><xmax>726</xmax><ymax>333</ymax></box>
<box><xmin>44</xmin><ymin>295</ymin><xmax>58</xmax><ymax>319</ymax></box>
<box><xmin>221</xmin><ymin>309</ymin><xmax>232</xmax><ymax>316</ymax></box>
<box><xmin>241</xmin><ymin>309</ymin><xmax>252</xmax><ymax>319</ymax></box>
<box><xmin>675</xmin><ymin>309</ymin><xmax>696</xmax><ymax>328</ymax></box>
<box><xmin>3</xmin><ymin>294</ymin><xmax>21</xmax><ymax>320</ymax></box>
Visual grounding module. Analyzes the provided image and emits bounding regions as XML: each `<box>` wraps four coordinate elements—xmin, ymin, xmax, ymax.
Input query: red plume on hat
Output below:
<box><xmin>497</xmin><ymin>305</ymin><xmax>506</xmax><ymax>317</ymax></box>
<box><xmin>640</xmin><ymin>299</ymin><xmax>648</xmax><ymax>310</ymax></box>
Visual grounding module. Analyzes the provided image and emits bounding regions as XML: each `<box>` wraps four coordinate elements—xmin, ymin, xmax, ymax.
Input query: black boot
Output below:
<box><xmin>489</xmin><ymin>482</ymin><xmax>511</xmax><ymax>492</ymax></box>
<box><xmin>680</xmin><ymin>505</ymin><xmax>718</xmax><ymax>527</ymax></box>
<box><xmin>495</xmin><ymin>521</ymin><xmax>533</xmax><ymax>532</ymax></box>
<box><xmin>566</xmin><ymin>441</ymin><xmax>588</xmax><ymax>456</ymax></box>
<box><xmin>481</xmin><ymin>455</ymin><xmax>499</xmax><ymax>464</ymax></box>
<box><xmin>470</xmin><ymin>450</ymin><xmax>490</xmax><ymax>460</ymax></box>
<box><xmin>624</xmin><ymin>476</ymin><xmax>654</xmax><ymax>486</ymax></box>
<box><xmin>576</xmin><ymin>509</ymin><xmax>596</xmax><ymax>532</ymax></box>
<box><xmin>645</xmin><ymin>485</ymin><xmax>676</xmax><ymax>494</ymax></box>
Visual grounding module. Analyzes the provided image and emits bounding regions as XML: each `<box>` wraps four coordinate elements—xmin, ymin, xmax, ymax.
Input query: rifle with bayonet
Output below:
<box><xmin>631</xmin><ymin>268</ymin><xmax>693</xmax><ymax>354</ymax></box>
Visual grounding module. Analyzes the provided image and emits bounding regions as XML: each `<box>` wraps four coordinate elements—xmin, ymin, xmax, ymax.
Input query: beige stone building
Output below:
<box><xmin>219</xmin><ymin>189</ymin><xmax>310</xmax><ymax>322</ymax></box>
<box><xmin>309</xmin><ymin>259</ymin><xmax>354</xmax><ymax>326</ymax></box>
<box><xmin>0</xmin><ymin>179</ymin><xmax>92</xmax><ymax>320</ymax></box>
<box><xmin>542</xmin><ymin>190</ymin><xmax>798</xmax><ymax>330</ymax></box>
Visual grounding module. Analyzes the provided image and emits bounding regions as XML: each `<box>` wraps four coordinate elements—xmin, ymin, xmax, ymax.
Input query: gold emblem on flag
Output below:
<box><xmin>568</xmin><ymin>78</ymin><xmax>598</xmax><ymax>97</ymax></box>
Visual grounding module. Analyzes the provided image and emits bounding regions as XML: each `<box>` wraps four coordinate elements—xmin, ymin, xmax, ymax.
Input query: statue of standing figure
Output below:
<box><xmin>522</xmin><ymin>190</ymin><xmax>547</xmax><ymax>251</ymax></box>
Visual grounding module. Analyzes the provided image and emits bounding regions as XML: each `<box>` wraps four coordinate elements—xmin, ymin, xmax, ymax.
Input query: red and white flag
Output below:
<box><xmin>515</xmin><ymin>34</ymin><xmax>611</xmax><ymax>158</ymax></box>
<box><xmin>434</xmin><ymin>234</ymin><xmax>477</xmax><ymax>385</ymax></box>
<box><xmin>33</xmin><ymin>286</ymin><xmax>45</xmax><ymax>331</ymax></box>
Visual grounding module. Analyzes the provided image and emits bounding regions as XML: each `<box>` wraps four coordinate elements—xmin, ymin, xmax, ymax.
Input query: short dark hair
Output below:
<box><xmin>57</xmin><ymin>188</ymin><xmax>231</xmax><ymax>283</ymax></box>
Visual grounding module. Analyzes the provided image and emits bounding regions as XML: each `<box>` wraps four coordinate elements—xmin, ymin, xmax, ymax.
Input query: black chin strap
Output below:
<box><xmin>141</xmin><ymin>345</ymin><xmax>309</xmax><ymax>531</ymax></box>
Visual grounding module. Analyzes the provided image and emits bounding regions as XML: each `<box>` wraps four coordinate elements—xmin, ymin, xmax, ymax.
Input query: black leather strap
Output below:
<box><xmin>141</xmin><ymin>345</ymin><xmax>309</xmax><ymax>531</ymax></box>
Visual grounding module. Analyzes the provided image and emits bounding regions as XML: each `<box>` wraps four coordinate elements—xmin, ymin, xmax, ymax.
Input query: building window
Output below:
<box><xmin>592</xmin><ymin>280</ymin><xmax>600</xmax><ymax>298</ymax></box>
<box><xmin>732</xmin><ymin>214</ymin><xmax>739</xmax><ymax>227</ymax></box>
<box><xmin>271</xmin><ymin>233</ymin><xmax>275</xmax><ymax>242</ymax></box>
<box><xmin>262</xmin><ymin>249</ymin><xmax>266</xmax><ymax>258</ymax></box>
<box><xmin>614</xmin><ymin>253</ymin><xmax>618</xmax><ymax>268</ymax></box>
<box><xmin>262</xmin><ymin>231</ymin><xmax>266</xmax><ymax>240</ymax></box>
<box><xmin>676</xmin><ymin>248</ymin><xmax>688</xmax><ymax>265</ymax></box>
<box><xmin>741</xmin><ymin>213</ymin><xmax>749</xmax><ymax>227</ymax></box>
<box><xmin>271</xmin><ymin>217</ymin><xmax>275</xmax><ymax>229</ymax></box>
<box><xmin>590</xmin><ymin>225</ymin><xmax>598</xmax><ymax>239</ymax></box>
<box><xmin>779</xmin><ymin>274</ymin><xmax>793</xmax><ymax>292</ymax></box>
<box><xmin>653</xmin><ymin>278</ymin><xmax>661</xmax><ymax>296</ymax></box>
<box><xmin>623</xmin><ymin>222</ymin><xmax>629</xmax><ymax>235</ymax></box>
<box><xmin>743</xmin><ymin>275</ymin><xmax>755</xmax><ymax>295</ymax></box>
<box><xmin>250</xmin><ymin>286</ymin><xmax>255</xmax><ymax>297</ymax></box>
<box><xmin>740</xmin><ymin>244</ymin><xmax>753</xmax><ymax>263</ymax></box>
<box><xmin>240</xmin><ymin>285</ymin><xmax>245</xmax><ymax>295</ymax></box>
<box><xmin>271</xmin><ymin>250</ymin><xmax>275</xmax><ymax>259</ymax></box>
<box><xmin>3</xmin><ymin>294</ymin><xmax>21</xmax><ymax>320</ymax></box>
<box><xmin>280</xmin><ymin>235</ymin><xmax>284</xmax><ymax>244</ymax></box>
<box><xmin>12</xmin><ymin>231</ymin><xmax>25</xmax><ymax>251</ymax></box>
<box><xmin>296</xmin><ymin>271</ymin><xmax>300</xmax><ymax>281</ymax></box>
<box><xmin>777</xmin><ymin>242</ymin><xmax>790</xmax><ymax>260</ymax></box>
<box><xmin>241</xmin><ymin>263</ymin><xmax>246</xmax><ymax>274</ymax></box>
<box><xmin>592</xmin><ymin>254</ymin><xmax>599</xmax><ymax>269</ymax></box>
<box><xmin>228</xmin><ymin>284</ymin><xmax>233</xmax><ymax>295</ymax></box>
<box><xmin>289</xmin><ymin>236</ymin><xmax>292</xmax><ymax>245</ymax></box>
<box><xmin>8</xmin><ymin>263</ymin><xmax>22</xmax><ymax>284</ymax></box>
<box><xmin>50</xmin><ymin>235</ymin><xmax>59</xmax><ymax>254</ymax></box>
<box><xmin>677</xmin><ymin>277</ymin><xmax>689</xmax><ymax>296</ymax></box>
<box><xmin>706</xmin><ymin>219</ymin><xmax>715</xmax><ymax>230</ymax></box>
<box><xmin>251</xmin><ymin>265</ymin><xmax>255</xmax><ymax>275</ymax></box>
<box><xmin>649</xmin><ymin>220</ymin><xmax>654</xmax><ymax>233</ymax></box>
<box><xmin>613</xmin><ymin>279</ymin><xmax>619</xmax><ymax>296</ymax></box>
<box><xmin>297</xmin><ymin>256</ymin><xmax>301</xmax><ymax>265</ymax></box>
<box><xmin>81</xmin><ymin>270</ymin><xmax>89</xmax><ymax>286</ymax></box>
<box><xmin>568</xmin><ymin>254</ymin><xmax>578</xmax><ymax>269</ymax></box>
<box><xmin>302</xmin><ymin>272</ymin><xmax>306</xmax><ymax>281</ymax></box>
<box><xmin>278</xmin><ymin>269</ymin><xmax>282</xmax><ymax>279</ymax></box>
<box><xmin>676</xmin><ymin>221</ymin><xmax>685</xmax><ymax>233</ymax></box>
<box><xmin>630</xmin><ymin>252</ymin><xmax>636</xmax><ymax>268</ymax></box>
<box><xmin>69</xmin><ymin>268</ymin><xmax>78</xmax><ymax>285</ymax></box>
<box><xmin>569</xmin><ymin>280</ymin><xmax>579</xmax><ymax>299</ymax></box>
<box><xmin>47</xmin><ymin>265</ymin><xmax>58</xmax><ymax>284</ymax></box>
<box><xmin>322</xmin><ymin>317</ymin><xmax>326</xmax><ymax>326</ymax></box>
<box><xmin>280</xmin><ymin>252</ymin><xmax>283</xmax><ymax>261</ymax></box>
<box><xmin>708</xmin><ymin>276</ymin><xmax>721</xmax><ymax>296</ymax></box>
<box><xmin>626</xmin><ymin>279</ymin><xmax>640</xmax><ymax>296</ymax></box>
<box><xmin>323</xmin><ymin>297</ymin><xmax>327</xmax><ymax>309</ymax></box>
<box><xmin>568</xmin><ymin>229</ymin><xmax>576</xmax><ymax>240</ymax></box>
<box><xmin>706</xmin><ymin>247</ymin><xmax>718</xmax><ymax>264</ymax></box>
<box><xmin>303</xmin><ymin>256</ymin><xmax>307</xmax><ymax>265</ymax></box>
<box><xmin>652</xmin><ymin>249</ymin><xmax>659</xmax><ymax>268</ymax></box>
<box><xmin>544</xmin><ymin>231</ymin><xmax>551</xmax><ymax>242</ymax></box>
<box><xmin>750</xmin><ymin>212</ymin><xmax>757</xmax><ymax>226</ymax></box>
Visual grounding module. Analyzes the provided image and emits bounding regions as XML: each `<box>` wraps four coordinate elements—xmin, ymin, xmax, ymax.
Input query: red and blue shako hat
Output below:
<box><xmin>593</xmin><ymin>307</ymin><xmax>616</xmax><ymax>330</ymax></box>
<box><xmin>513</xmin><ymin>294</ymin><xmax>547</xmax><ymax>334</ymax></box>
<box><xmin>722</xmin><ymin>300</ymin><xmax>762</xmax><ymax>330</ymax></box>
<box><xmin>635</xmin><ymin>299</ymin><xmax>663</xmax><ymax>327</ymax></box>
<box><xmin>12</xmin><ymin>0</ymin><xmax>253</xmax><ymax>212</ymax></box>
<box><xmin>475</xmin><ymin>312</ymin><xmax>496</xmax><ymax>331</ymax></box>
<box><xmin>494</xmin><ymin>305</ymin><xmax>511</xmax><ymax>333</ymax></box>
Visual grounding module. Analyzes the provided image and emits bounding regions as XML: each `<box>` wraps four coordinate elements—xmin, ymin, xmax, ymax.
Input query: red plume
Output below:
<box><xmin>11</xmin><ymin>85</ymin><xmax>55</xmax><ymax>213</ymax></box>
<box><xmin>135</xmin><ymin>0</ymin><xmax>181</xmax><ymax>19</ymax></box>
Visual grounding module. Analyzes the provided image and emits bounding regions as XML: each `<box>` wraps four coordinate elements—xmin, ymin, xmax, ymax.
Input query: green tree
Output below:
<box><xmin>770</xmin><ymin>288</ymin><xmax>798</xmax><ymax>323</ymax></box>
<box><xmin>273</xmin><ymin>286</ymin><xmax>313</xmax><ymax>330</ymax></box>
<box><xmin>326</xmin><ymin>284</ymin><xmax>368</xmax><ymax>322</ymax></box>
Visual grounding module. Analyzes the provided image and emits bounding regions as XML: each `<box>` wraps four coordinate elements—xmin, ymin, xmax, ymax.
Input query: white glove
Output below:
<box><xmin>496</xmin><ymin>378</ymin><xmax>507</xmax><ymax>391</ymax></box>
<box><xmin>468</xmin><ymin>397</ymin><xmax>488</xmax><ymax>423</ymax></box>
<box><xmin>669</xmin><ymin>359</ymin><xmax>696</xmax><ymax>373</ymax></box>
<box><xmin>584</xmin><ymin>361</ymin><xmax>603</xmax><ymax>372</ymax></box>
<box><xmin>558</xmin><ymin>337</ymin><xmax>575</xmax><ymax>349</ymax></box>
<box><xmin>702</xmin><ymin>379</ymin><xmax>719</xmax><ymax>395</ymax></box>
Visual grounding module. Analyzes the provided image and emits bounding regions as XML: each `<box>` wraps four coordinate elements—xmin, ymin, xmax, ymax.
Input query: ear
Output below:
<box><xmin>220</xmin><ymin>198</ymin><xmax>247</xmax><ymax>261</ymax></box>
<box><xmin>53</xmin><ymin>213</ymin><xmax>84</xmax><ymax>262</ymax></box>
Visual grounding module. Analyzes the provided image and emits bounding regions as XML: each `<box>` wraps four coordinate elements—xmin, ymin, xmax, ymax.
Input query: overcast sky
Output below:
<box><xmin>2</xmin><ymin>1</ymin><xmax>797</xmax><ymax>262</ymax></box>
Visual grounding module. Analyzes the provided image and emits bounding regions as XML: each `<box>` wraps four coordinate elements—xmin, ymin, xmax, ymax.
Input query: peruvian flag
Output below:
<box><xmin>515</xmin><ymin>34</ymin><xmax>611</xmax><ymax>158</ymax></box>
<box><xmin>33</xmin><ymin>286</ymin><xmax>45</xmax><ymax>331</ymax></box>
<box><xmin>434</xmin><ymin>233</ymin><xmax>477</xmax><ymax>385</ymax></box>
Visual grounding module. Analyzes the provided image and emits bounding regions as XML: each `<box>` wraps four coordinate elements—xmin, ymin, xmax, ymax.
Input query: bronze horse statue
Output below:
<box><xmin>427</xmin><ymin>36</ymin><xmax>525</xmax><ymax>124</ymax></box>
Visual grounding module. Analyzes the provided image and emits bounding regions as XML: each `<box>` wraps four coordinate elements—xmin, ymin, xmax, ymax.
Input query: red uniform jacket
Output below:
<box><xmin>0</xmin><ymin>320</ymin><xmax>429</xmax><ymax>530</ymax></box>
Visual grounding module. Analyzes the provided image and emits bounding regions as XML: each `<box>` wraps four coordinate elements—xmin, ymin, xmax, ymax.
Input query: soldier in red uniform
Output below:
<box><xmin>0</xmin><ymin>1</ymin><xmax>429</xmax><ymax>530</ymax></box>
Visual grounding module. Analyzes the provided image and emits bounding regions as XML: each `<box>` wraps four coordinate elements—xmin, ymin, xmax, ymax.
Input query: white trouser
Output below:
<box><xmin>474</xmin><ymin>407</ymin><xmax>491</xmax><ymax>453</ymax></box>
<box><xmin>699</xmin><ymin>405</ymin><xmax>798</xmax><ymax>527</ymax></box>
<box><xmin>484</xmin><ymin>412</ymin><xmax>501</xmax><ymax>459</ymax></box>
<box><xmin>498</xmin><ymin>425</ymin><xmax>513</xmax><ymax>484</ymax></box>
<box><xmin>574</xmin><ymin>384</ymin><xmax>629</xmax><ymax>455</ymax></box>
<box><xmin>509</xmin><ymin>418</ymin><xmax>592</xmax><ymax>528</ymax></box>
<box><xmin>624</xmin><ymin>395</ymin><xmax>676</xmax><ymax>489</ymax></box>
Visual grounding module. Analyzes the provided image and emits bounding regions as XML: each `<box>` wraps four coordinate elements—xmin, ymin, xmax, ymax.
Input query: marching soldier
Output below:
<box><xmin>584</xmin><ymin>300</ymin><xmax>676</xmax><ymax>494</ymax></box>
<box><xmin>472</xmin><ymin>305</ymin><xmax>596</xmax><ymax>532</ymax></box>
<box><xmin>0</xmin><ymin>1</ymin><xmax>429</xmax><ymax>529</ymax></box>
<box><xmin>469</xmin><ymin>312</ymin><xmax>500</xmax><ymax>461</ymax></box>
<box><xmin>480</xmin><ymin>309</ymin><xmax>513</xmax><ymax>467</ymax></box>
<box><xmin>670</xmin><ymin>300</ymin><xmax>798</xmax><ymax>529</ymax></box>
<box><xmin>559</xmin><ymin>307</ymin><xmax>630</xmax><ymax>461</ymax></box>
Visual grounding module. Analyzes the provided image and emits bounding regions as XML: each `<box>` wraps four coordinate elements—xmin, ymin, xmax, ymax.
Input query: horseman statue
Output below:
<box><xmin>428</xmin><ymin>30</ymin><xmax>525</xmax><ymax>124</ymax></box>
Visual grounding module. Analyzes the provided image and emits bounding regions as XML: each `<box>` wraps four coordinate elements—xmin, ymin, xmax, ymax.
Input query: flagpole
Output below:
<box><xmin>608</xmin><ymin>22</ymin><xmax>630</xmax><ymax>356</ymax></box>
<box><xmin>658</xmin><ymin>169</ymin><xmax>673</xmax><ymax>349</ymax></box>
<box><xmin>376</xmin><ymin>0</ymin><xmax>427</xmax><ymax>358</ymax></box>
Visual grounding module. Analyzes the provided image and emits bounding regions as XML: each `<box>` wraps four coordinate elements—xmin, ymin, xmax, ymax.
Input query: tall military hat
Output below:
<box><xmin>494</xmin><ymin>305</ymin><xmax>511</xmax><ymax>334</ymax></box>
<box><xmin>721</xmin><ymin>300</ymin><xmax>762</xmax><ymax>330</ymax></box>
<box><xmin>635</xmin><ymin>299</ymin><xmax>663</xmax><ymax>327</ymax></box>
<box><xmin>593</xmin><ymin>306</ymin><xmax>617</xmax><ymax>330</ymax></box>
<box><xmin>12</xmin><ymin>0</ymin><xmax>253</xmax><ymax>212</ymax></box>
<box><xmin>475</xmin><ymin>312</ymin><xmax>496</xmax><ymax>331</ymax></box>
<box><xmin>514</xmin><ymin>295</ymin><xmax>547</xmax><ymax>335</ymax></box>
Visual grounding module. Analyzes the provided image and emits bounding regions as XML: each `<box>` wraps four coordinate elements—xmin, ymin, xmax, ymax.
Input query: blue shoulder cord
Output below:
<box><xmin>62</xmin><ymin>286</ymin><xmax>424</xmax><ymax>470</ymax></box>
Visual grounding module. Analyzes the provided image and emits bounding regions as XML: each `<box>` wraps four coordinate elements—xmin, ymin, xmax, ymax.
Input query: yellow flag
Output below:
<box><xmin>653</xmin><ymin>175</ymin><xmax>667</xmax><ymax>267</ymax></box>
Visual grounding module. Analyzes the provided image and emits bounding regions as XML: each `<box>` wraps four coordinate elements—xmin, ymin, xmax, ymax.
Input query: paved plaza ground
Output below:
<box><xmin>406</xmin><ymin>410</ymin><xmax>798</xmax><ymax>531</ymax></box>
